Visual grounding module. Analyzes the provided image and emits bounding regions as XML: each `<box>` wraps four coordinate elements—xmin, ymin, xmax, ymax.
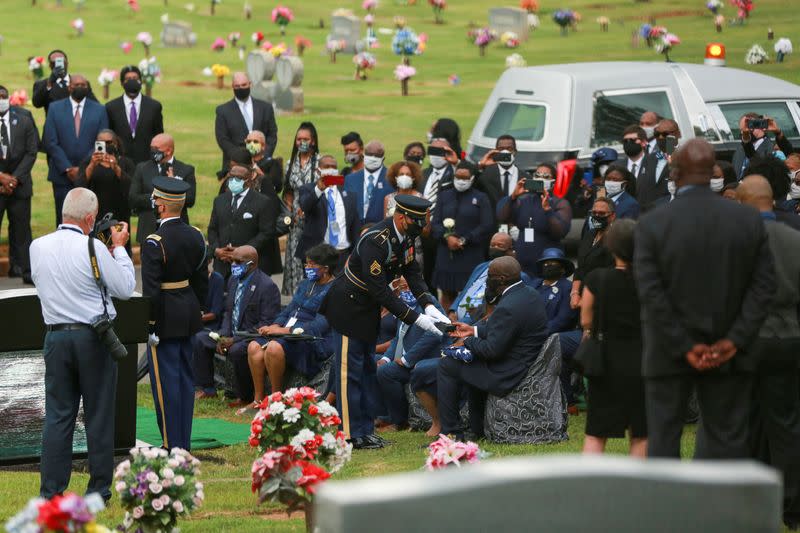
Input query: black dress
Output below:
<box><xmin>77</xmin><ymin>156</ymin><xmax>135</xmax><ymax>224</ymax></box>
<box><xmin>584</xmin><ymin>267</ymin><xmax>646</xmax><ymax>439</ymax></box>
<box><xmin>574</xmin><ymin>229</ymin><xmax>614</xmax><ymax>289</ymax></box>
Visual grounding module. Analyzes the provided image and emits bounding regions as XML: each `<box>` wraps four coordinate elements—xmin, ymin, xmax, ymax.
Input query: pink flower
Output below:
<box><xmin>132</xmin><ymin>506</ymin><xmax>144</xmax><ymax>519</ymax></box>
<box><xmin>211</xmin><ymin>37</ymin><xmax>226</xmax><ymax>51</ymax></box>
<box><xmin>271</xmin><ymin>6</ymin><xmax>294</xmax><ymax>24</ymax></box>
<box><xmin>120</xmin><ymin>41</ymin><xmax>133</xmax><ymax>54</ymax></box>
<box><xmin>362</xmin><ymin>0</ymin><xmax>378</xmax><ymax>10</ymax></box>
<box><xmin>172</xmin><ymin>500</ymin><xmax>184</xmax><ymax>513</ymax></box>
<box><xmin>151</xmin><ymin>498</ymin><xmax>164</xmax><ymax>511</ymax></box>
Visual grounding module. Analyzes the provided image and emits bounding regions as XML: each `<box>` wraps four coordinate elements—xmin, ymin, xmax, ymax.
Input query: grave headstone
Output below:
<box><xmin>330</xmin><ymin>14</ymin><xmax>361</xmax><ymax>54</ymax></box>
<box><xmin>161</xmin><ymin>21</ymin><xmax>196</xmax><ymax>47</ymax></box>
<box><xmin>246</xmin><ymin>50</ymin><xmax>278</xmax><ymax>102</ymax></box>
<box><xmin>489</xmin><ymin>7</ymin><xmax>529</xmax><ymax>41</ymax></box>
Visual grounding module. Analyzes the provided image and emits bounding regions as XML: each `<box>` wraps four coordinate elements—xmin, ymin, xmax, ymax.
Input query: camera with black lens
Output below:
<box><xmin>92</xmin><ymin>212</ymin><xmax>123</xmax><ymax>247</ymax></box>
<box><xmin>91</xmin><ymin>314</ymin><xmax>128</xmax><ymax>361</ymax></box>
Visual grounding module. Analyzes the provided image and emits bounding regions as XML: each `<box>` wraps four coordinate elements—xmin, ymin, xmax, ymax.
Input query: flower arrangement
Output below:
<box><xmin>71</xmin><ymin>18</ymin><xmax>85</xmax><ymax>37</ymax></box>
<box><xmin>394</xmin><ymin>15</ymin><xmax>407</xmax><ymax>29</ymax></box>
<box><xmin>469</xmin><ymin>27</ymin><xmax>497</xmax><ymax>56</ymax></box>
<box><xmin>9</xmin><ymin>90</ymin><xmax>28</xmax><ymax>107</ymax></box>
<box><xmin>714</xmin><ymin>14</ymin><xmax>725</xmax><ymax>32</ymax></box>
<box><xmin>394</xmin><ymin>64</ymin><xmax>416</xmax><ymax>96</ymax></box>
<box><xmin>211</xmin><ymin>37</ymin><xmax>226</xmax><ymax>51</ymax></box>
<box><xmin>28</xmin><ymin>56</ymin><xmax>45</xmax><ymax>81</ymax></box>
<box><xmin>392</xmin><ymin>27</ymin><xmax>420</xmax><ymax>57</ymax></box>
<box><xmin>295</xmin><ymin>35</ymin><xmax>312</xmax><ymax>56</ymax></box>
<box><xmin>269</xmin><ymin>42</ymin><xmax>289</xmax><ymax>57</ymax></box>
<box><xmin>520</xmin><ymin>0</ymin><xmax>539</xmax><ymax>12</ymax></box>
<box><xmin>429</xmin><ymin>0</ymin><xmax>446</xmax><ymax>24</ymax></box>
<box><xmin>745</xmin><ymin>43</ymin><xmax>768</xmax><ymax>64</ymax></box>
<box><xmin>326</xmin><ymin>38</ymin><xmax>345</xmax><ymax>63</ymax></box>
<box><xmin>655</xmin><ymin>31</ymin><xmax>680</xmax><ymax>61</ymax></box>
<box><xmin>137</xmin><ymin>31</ymin><xmax>153</xmax><ymax>57</ymax></box>
<box><xmin>707</xmin><ymin>0</ymin><xmax>723</xmax><ymax>14</ymax></box>
<box><xmin>730</xmin><ymin>0</ymin><xmax>753</xmax><ymax>23</ymax></box>
<box><xmin>597</xmin><ymin>15</ymin><xmax>609</xmax><ymax>32</ymax></box>
<box><xmin>249</xmin><ymin>388</ymin><xmax>352</xmax><ymax>516</ymax></box>
<box><xmin>362</xmin><ymin>0</ymin><xmax>377</xmax><ymax>12</ymax></box>
<box><xmin>417</xmin><ymin>32</ymin><xmax>429</xmax><ymax>54</ymax></box>
<box><xmin>128</xmin><ymin>0</ymin><xmax>140</xmax><ymax>12</ymax></box>
<box><xmin>501</xmin><ymin>31</ymin><xmax>520</xmax><ymax>48</ymax></box>
<box><xmin>443</xmin><ymin>218</ymin><xmax>456</xmax><ymax>237</ymax></box>
<box><xmin>5</xmin><ymin>493</ymin><xmax>109</xmax><ymax>533</ymax></box>
<box><xmin>228</xmin><ymin>32</ymin><xmax>241</xmax><ymax>47</ymax></box>
<box><xmin>552</xmin><ymin>9</ymin><xmax>575</xmax><ymax>36</ymax></box>
<box><xmin>448</xmin><ymin>74</ymin><xmax>460</xmax><ymax>86</ymax></box>
<box><xmin>185</xmin><ymin>3</ymin><xmax>196</xmax><ymax>12</ymax></box>
<box><xmin>252</xmin><ymin>31</ymin><xmax>265</xmax><ymax>47</ymax></box>
<box><xmin>138</xmin><ymin>57</ymin><xmax>161</xmax><ymax>96</ymax></box>
<box><xmin>115</xmin><ymin>447</ymin><xmax>203</xmax><ymax>533</ymax></box>
<box><xmin>364</xmin><ymin>14</ymin><xmax>378</xmax><ymax>48</ymax></box>
<box><xmin>272</xmin><ymin>6</ymin><xmax>294</xmax><ymax>35</ymax></box>
<box><xmin>211</xmin><ymin>63</ymin><xmax>230</xmax><ymax>88</ymax></box>
<box><xmin>528</xmin><ymin>13</ymin><xmax>540</xmax><ymax>29</ymax></box>
<box><xmin>353</xmin><ymin>52</ymin><xmax>377</xmax><ymax>80</ymax></box>
<box><xmin>505</xmin><ymin>52</ymin><xmax>527</xmax><ymax>68</ymax></box>
<box><xmin>425</xmin><ymin>434</ymin><xmax>486</xmax><ymax>471</ymax></box>
<box><xmin>97</xmin><ymin>68</ymin><xmax>118</xmax><ymax>100</ymax></box>
<box><xmin>775</xmin><ymin>38</ymin><xmax>792</xmax><ymax>63</ymax></box>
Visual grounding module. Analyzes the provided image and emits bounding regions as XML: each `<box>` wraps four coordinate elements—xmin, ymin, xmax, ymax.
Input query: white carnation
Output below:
<box><xmin>282</xmin><ymin>407</ymin><xmax>301</xmax><ymax>423</ymax></box>
<box><xmin>290</xmin><ymin>428</ymin><xmax>316</xmax><ymax>451</ymax></box>
<box><xmin>268</xmin><ymin>401</ymin><xmax>286</xmax><ymax>415</ymax></box>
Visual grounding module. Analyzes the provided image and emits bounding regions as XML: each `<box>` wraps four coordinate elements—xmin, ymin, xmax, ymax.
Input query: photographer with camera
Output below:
<box><xmin>732</xmin><ymin>113</ymin><xmax>794</xmax><ymax>180</ymax></box>
<box><xmin>30</xmin><ymin>187</ymin><xmax>135</xmax><ymax>502</ymax></box>
<box><xmin>32</xmin><ymin>50</ymin><xmax>97</xmax><ymax>115</ymax></box>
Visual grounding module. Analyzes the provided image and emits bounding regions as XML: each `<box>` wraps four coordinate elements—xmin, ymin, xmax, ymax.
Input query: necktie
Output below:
<box><xmin>232</xmin><ymin>281</ymin><xmax>245</xmax><ymax>329</ymax></box>
<box><xmin>74</xmin><ymin>104</ymin><xmax>81</xmax><ymax>138</ymax></box>
<box><xmin>427</xmin><ymin>170</ymin><xmax>440</xmax><ymax>209</ymax></box>
<box><xmin>631</xmin><ymin>163</ymin><xmax>637</xmax><ymax>178</ymax></box>
<box><xmin>740</xmin><ymin>157</ymin><xmax>749</xmax><ymax>179</ymax></box>
<box><xmin>395</xmin><ymin>323</ymin><xmax>408</xmax><ymax>358</ymax></box>
<box><xmin>326</xmin><ymin>189</ymin><xmax>339</xmax><ymax>247</ymax></box>
<box><xmin>503</xmin><ymin>170</ymin><xmax>511</xmax><ymax>197</ymax></box>
<box><xmin>129</xmin><ymin>101</ymin><xmax>138</xmax><ymax>133</ymax></box>
<box><xmin>241</xmin><ymin>102</ymin><xmax>253</xmax><ymax>132</ymax></box>
<box><xmin>366</xmin><ymin>174</ymin><xmax>375</xmax><ymax>208</ymax></box>
<box><xmin>231</xmin><ymin>193</ymin><xmax>241</xmax><ymax>213</ymax></box>
<box><xmin>0</xmin><ymin>118</ymin><xmax>8</xmax><ymax>159</ymax></box>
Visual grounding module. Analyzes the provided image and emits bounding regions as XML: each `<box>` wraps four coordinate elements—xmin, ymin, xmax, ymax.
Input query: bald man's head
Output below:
<box><xmin>672</xmin><ymin>138</ymin><xmax>715</xmax><ymax>188</ymax></box>
<box><xmin>737</xmin><ymin>175</ymin><xmax>774</xmax><ymax>213</ymax></box>
<box><xmin>488</xmin><ymin>256</ymin><xmax>522</xmax><ymax>283</ymax></box>
<box><xmin>151</xmin><ymin>133</ymin><xmax>175</xmax><ymax>160</ymax></box>
<box><xmin>232</xmin><ymin>245</ymin><xmax>259</xmax><ymax>267</ymax></box>
<box><xmin>489</xmin><ymin>232</ymin><xmax>514</xmax><ymax>257</ymax></box>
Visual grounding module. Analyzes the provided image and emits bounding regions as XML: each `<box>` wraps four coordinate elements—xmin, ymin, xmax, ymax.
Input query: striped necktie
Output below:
<box><xmin>327</xmin><ymin>189</ymin><xmax>339</xmax><ymax>247</ymax></box>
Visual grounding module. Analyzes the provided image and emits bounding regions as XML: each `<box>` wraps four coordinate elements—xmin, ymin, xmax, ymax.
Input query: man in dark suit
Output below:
<box><xmin>732</xmin><ymin>113</ymin><xmax>775</xmax><ymax>180</ymax></box>
<box><xmin>475</xmin><ymin>134</ymin><xmax>522</xmax><ymax>215</ymax></box>
<box><xmin>192</xmin><ymin>245</ymin><xmax>280</xmax><ymax>404</ymax></box>
<box><xmin>32</xmin><ymin>50</ymin><xmax>97</xmax><ymax>115</ymax></box>
<box><xmin>616</xmin><ymin>125</ymin><xmax>648</xmax><ymax>185</ymax></box>
<box><xmin>0</xmin><ymin>87</ymin><xmax>39</xmax><ymax>284</ymax></box>
<box><xmin>208</xmin><ymin>165</ymin><xmax>278</xmax><ymax>278</ymax></box>
<box><xmin>297</xmin><ymin>155</ymin><xmax>359</xmax><ymax>270</ymax></box>
<box><xmin>637</xmin><ymin>119</ymin><xmax>680</xmax><ymax>212</ymax></box>
<box><xmin>129</xmin><ymin>133</ymin><xmax>196</xmax><ymax>244</ymax></box>
<box><xmin>634</xmin><ymin>138</ymin><xmax>776</xmax><ymax>460</ymax></box>
<box><xmin>214</xmin><ymin>72</ymin><xmax>277</xmax><ymax>172</ymax></box>
<box><xmin>344</xmin><ymin>139</ymin><xmax>394</xmax><ymax>225</ymax></box>
<box><xmin>43</xmin><ymin>74</ymin><xmax>108</xmax><ymax>226</ymax></box>
<box><xmin>105</xmin><ymin>65</ymin><xmax>164</xmax><ymax>165</ymax></box>
<box><xmin>444</xmin><ymin>256</ymin><xmax>549</xmax><ymax>439</ymax></box>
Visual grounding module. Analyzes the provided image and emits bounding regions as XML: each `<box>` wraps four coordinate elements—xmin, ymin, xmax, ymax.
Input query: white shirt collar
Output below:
<box><xmin>502</xmin><ymin>280</ymin><xmax>523</xmax><ymax>296</ymax></box>
<box><xmin>58</xmin><ymin>223</ymin><xmax>85</xmax><ymax>234</ymax></box>
<box><xmin>158</xmin><ymin>216</ymin><xmax>180</xmax><ymax>226</ymax></box>
<box><xmin>123</xmin><ymin>92</ymin><xmax>142</xmax><ymax>108</ymax></box>
<box><xmin>753</xmin><ymin>137</ymin><xmax>765</xmax><ymax>150</ymax></box>
<box><xmin>70</xmin><ymin>97</ymin><xmax>83</xmax><ymax>112</ymax></box>
<box><xmin>392</xmin><ymin>220</ymin><xmax>405</xmax><ymax>244</ymax></box>
<box><xmin>628</xmin><ymin>152</ymin><xmax>645</xmax><ymax>165</ymax></box>
<box><xmin>236</xmin><ymin>96</ymin><xmax>252</xmax><ymax>106</ymax></box>
<box><xmin>165</xmin><ymin>156</ymin><xmax>175</xmax><ymax>165</ymax></box>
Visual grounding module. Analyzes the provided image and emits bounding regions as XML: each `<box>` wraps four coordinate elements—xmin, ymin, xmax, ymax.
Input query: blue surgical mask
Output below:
<box><xmin>230</xmin><ymin>261</ymin><xmax>251</xmax><ymax>278</ymax></box>
<box><xmin>304</xmin><ymin>267</ymin><xmax>321</xmax><ymax>281</ymax></box>
<box><xmin>228</xmin><ymin>177</ymin><xmax>245</xmax><ymax>195</ymax></box>
<box><xmin>399</xmin><ymin>290</ymin><xmax>416</xmax><ymax>307</ymax></box>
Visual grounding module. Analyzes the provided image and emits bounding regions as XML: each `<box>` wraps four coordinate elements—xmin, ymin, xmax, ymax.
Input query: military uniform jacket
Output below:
<box><xmin>142</xmin><ymin>218</ymin><xmax>208</xmax><ymax>339</ymax></box>
<box><xmin>321</xmin><ymin>217</ymin><xmax>435</xmax><ymax>343</ymax></box>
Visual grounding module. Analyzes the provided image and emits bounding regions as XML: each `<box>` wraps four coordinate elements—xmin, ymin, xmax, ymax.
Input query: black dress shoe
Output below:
<box><xmin>349</xmin><ymin>434</ymin><xmax>385</xmax><ymax>450</ymax></box>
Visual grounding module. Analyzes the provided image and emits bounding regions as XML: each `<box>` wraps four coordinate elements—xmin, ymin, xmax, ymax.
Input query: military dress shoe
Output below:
<box><xmin>349</xmin><ymin>434</ymin><xmax>386</xmax><ymax>449</ymax></box>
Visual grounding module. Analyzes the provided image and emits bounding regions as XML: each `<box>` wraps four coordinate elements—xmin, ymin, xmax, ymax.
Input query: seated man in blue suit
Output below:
<box><xmin>344</xmin><ymin>139</ymin><xmax>394</xmax><ymax>225</ymax></box>
<box><xmin>376</xmin><ymin>277</ymin><xmax>449</xmax><ymax>435</ymax></box>
<box><xmin>298</xmin><ymin>155</ymin><xmax>359</xmax><ymax>271</ymax></box>
<box><xmin>192</xmin><ymin>245</ymin><xmax>280</xmax><ymax>406</ymax></box>
<box><xmin>442</xmin><ymin>256</ymin><xmax>549</xmax><ymax>440</ymax></box>
<box><xmin>534</xmin><ymin>248</ymin><xmax>578</xmax><ymax>335</ymax></box>
<box><xmin>43</xmin><ymin>73</ymin><xmax>109</xmax><ymax>226</ymax></box>
<box><xmin>449</xmin><ymin>232</ymin><xmax>536</xmax><ymax>324</ymax></box>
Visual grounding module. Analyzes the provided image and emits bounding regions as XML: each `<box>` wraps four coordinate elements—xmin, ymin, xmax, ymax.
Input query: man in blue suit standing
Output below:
<box><xmin>344</xmin><ymin>139</ymin><xmax>394</xmax><ymax>225</ymax></box>
<box><xmin>44</xmin><ymin>74</ymin><xmax>108</xmax><ymax>226</ymax></box>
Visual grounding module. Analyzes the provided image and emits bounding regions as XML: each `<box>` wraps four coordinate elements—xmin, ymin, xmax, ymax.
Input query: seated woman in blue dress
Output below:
<box><xmin>247</xmin><ymin>243</ymin><xmax>338</xmax><ymax>403</ymax></box>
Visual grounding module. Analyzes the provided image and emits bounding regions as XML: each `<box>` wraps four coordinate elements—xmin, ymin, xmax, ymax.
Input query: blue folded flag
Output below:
<box><xmin>442</xmin><ymin>345</ymin><xmax>473</xmax><ymax>363</ymax></box>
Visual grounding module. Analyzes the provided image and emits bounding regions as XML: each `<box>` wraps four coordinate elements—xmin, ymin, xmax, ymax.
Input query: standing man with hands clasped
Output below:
<box><xmin>321</xmin><ymin>195</ymin><xmax>448</xmax><ymax>449</ymax></box>
<box><xmin>30</xmin><ymin>187</ymin><xmax>136</xmax><ymax>501</ymax></box>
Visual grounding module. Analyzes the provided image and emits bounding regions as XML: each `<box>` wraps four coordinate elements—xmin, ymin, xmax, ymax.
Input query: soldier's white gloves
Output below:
<box><xmin>415</xmin><ymin>313</ymin><xmax>443</xmax><ymax>337</ymax></box>
<box><xmin>148</xmin><ymin>333</ymin><xmax>160</xmax><ymax>347</ymax></box>
<box><xmin>425</xmin><ymin>304</ymin><xmax>451</xmax><ymax>324</ymax></box>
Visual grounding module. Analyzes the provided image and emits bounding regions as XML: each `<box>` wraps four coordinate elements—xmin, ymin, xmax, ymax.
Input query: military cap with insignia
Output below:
<box><xmin>152</xmin><ymin>176</ymin><xmax>190</xmax><ymax>203</ymax></box>
<box><xmin>394</xmin><ymin>194</ymin><xmax>431</xmax><ymax>222</ymax></box>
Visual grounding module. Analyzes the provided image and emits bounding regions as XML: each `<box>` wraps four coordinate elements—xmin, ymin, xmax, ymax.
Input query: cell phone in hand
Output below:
<box><xmin>492</xmin><ymin>152</ymin><xmax>513</xmax><ymax>163</ymax></box>
<box><xmin>525</xmin><ymin>179</ymin><xmax>545</xmax><ymax>194</ymax></box>
<box><xmin>747</xmin><ymin>117</ymin><xmax>769</xmax><ymax>131</ymax></box>
<box><xmin>435</xmin><ymin>322</ymin><xmax>456</xmax><ymax>334</ymax></box>
<box><xmin>94</xmin><ymin>141</ymin><xmax>106</xmax><ymax>153</ymax></box>
<box><xmin>323</xmin><ymin>174</ymin><xmax>345</xmax><ymax>187</ymax></box>
<box><xmin>664</xmin><ymin>135</ymin><xmax>678</xmax><ymax>156</ymax></box>
<box><xmin>427</xmin><ymin>146</ymin><xmax>446</xmax><ymax>157</ymax></box>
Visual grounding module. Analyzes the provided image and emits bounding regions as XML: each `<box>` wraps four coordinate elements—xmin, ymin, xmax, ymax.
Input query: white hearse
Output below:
<box><xmin>466</xmin><ymin>61</ymin><xmax>800</xmax><ymax>167</ymax></box>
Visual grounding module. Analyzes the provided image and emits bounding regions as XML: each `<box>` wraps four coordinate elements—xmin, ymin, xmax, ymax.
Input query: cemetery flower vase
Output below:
<box><xmin>777</xmin><ymin>51</ymin><xmax>784</xmax><ymax>63</ymax></box>
<box><xmin>103</xmin><ymin>85</ymin><xmax>109</xmax><ymax>100</ymax></box>
<box><xmin>216</xmin><ymin>76</ymin><xmax>224</xmax><ymax>89</ymax></box>
<box><xmin>401</xmin><ymin>78</ymin><xmax>408</xmax><ymax>96</ymax></box>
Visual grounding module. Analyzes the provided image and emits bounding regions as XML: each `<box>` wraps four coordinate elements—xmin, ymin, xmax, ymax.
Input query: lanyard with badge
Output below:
<box><xmin>284</xmin><ymin>282</ymin><xmax>317</xmax><ymax>329</ymax></box>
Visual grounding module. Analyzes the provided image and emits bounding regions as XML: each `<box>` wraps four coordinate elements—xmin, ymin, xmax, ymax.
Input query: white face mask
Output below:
<box><xmin>429</xmin><ymin>155</ymin><xmax>447</xmax><ymax>169</ymax></box>
<box><xmin>709</xmin><ymin>178</ymin><xmax>725</xmax><ymax>192</ymax></box>
<box><xmin>363</xmin><ymin>155</ymin><xmax>384</xmax><ymax>172</ymax></box>
<box><xmin>642</xmin><ymin>126</ymin><xmax>655</xmax><ymax>140</ymax></box>
<box><xmin>498</xmin><ymin>150</ymin><xmax>515</xmax><ymax>168</ymax></box>
<box><xmin>535</xmin><ymin>178</ymin><xmax>554</xmax><ymax>191</ymax></box>
<box><xmin>396</xmin><ymin>174</ymin><xmax>414</xmax><ymax>190</ymax></box>
<box><xmin>319</xmin><ymin>167</ymin><xmax>339</xmax><ymax>177</ymax></box>
<box><xmin>453</xmin><ymin>177</ymin><xmax>474</xmax><ymax>192</ymax></box>
<box><xmin>667</xmin><ymin>180</ymin><xmax>677</xmax><ymax>196</ymax></box>
<box><xmin>0</xmin><ymin>99</ymin><xmax>9</xmax><ymax>114</ymax></box>
<box><xmin>604</xmin><ymin>180</ymin><xmax>623</xmax><ymax>196</ymax></box>
<box><xmin>789</xmin><ymin>182</ymin><xmax>800</xmax><ymax>200</ymax></box>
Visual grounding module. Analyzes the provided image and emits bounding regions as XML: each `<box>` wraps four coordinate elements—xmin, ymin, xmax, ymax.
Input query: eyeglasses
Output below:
<box><xmin>654</xmin><ymin>131</ymin><xmax>676</xmax><ymax>138</ymax></box>
<box><xmin>533</xmin><ymin>172</ymin><xmax>552</xmax><ymax>179</ymax></box>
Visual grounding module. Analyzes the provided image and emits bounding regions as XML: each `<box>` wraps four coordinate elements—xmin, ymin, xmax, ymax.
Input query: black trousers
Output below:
<box><xmin>41</xmin><ymin>329</ymin><xmax>117</xmax><ymax>500</ymax></box>
<box><xmin>0</xmin><ymin>194</ymin><xmax>32</xmax><ymax>276</ymax></box>
<box><xmin>646</xmin><ymin>372</ymin><xmax>753</xmax><ymax>459</ymax></box>
<box><xmin>438</xmin><ymin>356</ymin><xmax>488</xmax><ymax>438</ymax></box>
<box><xmin>421</xmin><ymin>234</ymin><xmax>437</xmax><ymax>292</ymax></box>
<box><xmin>52</xmin><ymin>183</ymin><xmax>72</xmax><ymax>227</ymax></box>
<box><xmin>750</xmin><ymin>338</ymin><xmax>800</xmax><ymax>522</ymax></box>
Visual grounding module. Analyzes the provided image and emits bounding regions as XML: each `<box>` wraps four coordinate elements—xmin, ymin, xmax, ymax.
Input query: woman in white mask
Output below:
<box><xmin>384</xmin><ymin>160</ymin><xmax>424</xmax><ymax>217</ymax></box>
<box><xmin>711</xmin><ymin>161</ymin><xmax>736</xmax><ymax>195</ymax></box>
<box><xmin>602</xmin><ymin>165</ymin><xmax>640</xmax><ymax>221</ymax></box>
<box><xmin>431</xmin><ymin>161</ymin><xmax>494</xmax><ymax>310</ymax></box>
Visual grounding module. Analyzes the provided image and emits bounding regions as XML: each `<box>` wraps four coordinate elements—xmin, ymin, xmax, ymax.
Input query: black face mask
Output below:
<box><xmin>71</xmin><ymin>87</ymin><xmax>89</xmax><ymax>102</ymax></box>
<box><xmin>656</xmin><ymin>137</ymin><xmax>667</xmax><ymax>153</ymax></box>
<box><xmin>487</xmin><ymin>247</ymin><xmax>507</xmax><ymax>260</ymax></box>
<box><xmin>542</xmin><ymin>264</ymin><xmax>564</xmax><ymax>281</ymax></box>
<box><xmin>622</xmin><ymin>139</ymin><xmax>643</xmax><ymax>158</ymax></box>
<box><xmin>123</xmin><ymin>78</ymin><xmax>142</xmax><ymax>96</ymax></box>
<box><xmin>234</xmin><ymin>87</ymin><xmax>251</xmax><ymax>101</ymax></box>
<box><xmin>152</xmin><ymin>149</ymin><xmax>165</xmax><ymax>164</ymax></box>
<box><xmin>484</xmin><ymin>276</ymin><xmax>505</xmax><ymax>305</ymax></box>
<box><xmin>590</xmin><ymin>215</ymin><xmax>610</xmax><ymax>231</ymax></box>
<box><xmin>407</xmin><ymin>156</ymin><xmax>424</xmax><ymax>165</ymax></box>
<box><xmin>404</xmin><ymin>219</ymin><xmax>424</xmax><ymax>239</ymax></box>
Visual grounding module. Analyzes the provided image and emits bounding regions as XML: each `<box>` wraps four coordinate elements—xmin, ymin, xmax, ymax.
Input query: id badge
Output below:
<box><xmin>285</xmin><ymin>317</ymin><xmax>298</xmax><ymax>328</ymax></box>
<box><xmin>524</xmin><ymin>228</ymin><xmax>534</xmax><ymax>243</ymax></box>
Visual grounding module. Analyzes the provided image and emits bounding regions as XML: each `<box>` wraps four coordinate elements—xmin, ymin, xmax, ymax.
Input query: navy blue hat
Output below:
<box><xmin>152</xmin><ymin>176</ymin><xmax>190</xmax><ymax>203</ymax></box>
<box><xmin>536</xmin><ymin>248</ymin><xmax>575</xmax><ymax>277</ymax></box>
<box><xmin>394</xmin><ymin>194</ymin><xmax>431</xmax><ymax>221</ymax></box>
<box><xmin>591</xmin><ymin>147</ymin><xmax>619</xmax><ymax>165</ymax></box>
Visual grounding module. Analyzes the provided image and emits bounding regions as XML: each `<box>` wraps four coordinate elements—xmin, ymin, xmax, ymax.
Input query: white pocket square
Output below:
<box><xmin>243</xmin><ymin>212</ymin><xmax>253</xmax><ymax>219</ymax></box>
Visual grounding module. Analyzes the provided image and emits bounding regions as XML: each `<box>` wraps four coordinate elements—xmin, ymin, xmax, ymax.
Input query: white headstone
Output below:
<box><xmin>489</xmin><ymin>7</ymin><xmax>529</xmax><ymax>41</ymax></box>
<box><xmin>160</xmin><ymin>21</ymin><xmax>195</xmax><ymax>47</ymax></box>
<box><xmin>330</xmin><ymin>14</ymin><xmax>361</xmax><ymax>54</ymax></box>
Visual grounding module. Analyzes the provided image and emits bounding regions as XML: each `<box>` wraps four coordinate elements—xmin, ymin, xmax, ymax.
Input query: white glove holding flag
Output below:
<box><xmin>415</xmin><ymin>313</ymin><xmax>443</xmax><ymax>337</ymax></box>
<box><xmin>425</xmin><ymin>304</ymin><xmax>451</xmax><ymax>324</ymax></box>
<box><xmin>148</xmin><ymin>333</ymin><xmax>160</xmax><ymax>347</ymax></box>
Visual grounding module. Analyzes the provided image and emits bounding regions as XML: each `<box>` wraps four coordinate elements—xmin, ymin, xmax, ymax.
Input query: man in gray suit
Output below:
<box><xmin>738</xmin><ymin>175</ymin><xmax>800</xmax><ymax>530</ymax></box>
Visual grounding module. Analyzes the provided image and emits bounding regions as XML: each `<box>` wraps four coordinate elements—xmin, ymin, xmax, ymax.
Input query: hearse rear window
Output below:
<box><xmin>718</xmin><ymin>101</ymin><xmax>799</xmax><ymax>140</ymax></box>
<box><xmin>483</xmin><ymin>102</ymin><xmax>546</xmax><ymax>142</ymax></box>
<box><xmin>591</xmin><ymin>90</ymin><xmax>673</xmax><ymax>147</ymax></box>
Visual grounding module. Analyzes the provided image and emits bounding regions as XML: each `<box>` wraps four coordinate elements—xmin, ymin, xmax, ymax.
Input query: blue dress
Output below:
<box><xmin>431</xmin><ymin>187</ymin><xmax>494</xmax><ymax>292</ymax></box>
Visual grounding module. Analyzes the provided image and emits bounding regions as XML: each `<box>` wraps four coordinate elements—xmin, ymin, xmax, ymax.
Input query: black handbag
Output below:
<box><xmin>275</xmin><ymin>200</ymin><xmax>293</xmax><ymax>237</ymax></box>
<box><xmin>574</xmin><ymin>270</ymin><xmax>606</xmax><ymax>377</ymax></box>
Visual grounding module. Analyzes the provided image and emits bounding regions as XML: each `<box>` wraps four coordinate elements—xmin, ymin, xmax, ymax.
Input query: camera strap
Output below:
<box><xmin>87</xmin><ymin>235</ymin><xmax>111</xmax><ymax>320</ymax></box>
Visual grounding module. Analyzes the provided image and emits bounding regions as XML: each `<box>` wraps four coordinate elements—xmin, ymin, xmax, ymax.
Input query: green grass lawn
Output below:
<box><xmin>0</xmin><ymin>0</ymin><xmax>798</xmax><ymax>242</ymax></box>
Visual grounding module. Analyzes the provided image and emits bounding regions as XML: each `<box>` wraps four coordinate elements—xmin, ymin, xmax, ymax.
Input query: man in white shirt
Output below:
<box><xmin>30</xmin><ymin>187</ymin><xmax>135</xmax><ymax>501</ymax></box>
<box><xmin>619</xmin><ymin>125</ymin><xmax>648</xmax><ymax>183</ymax></box>
<box><xmin>639</xmin><ymin>110</ymin><xmax>660</xmax><ymax>153</ymax></box>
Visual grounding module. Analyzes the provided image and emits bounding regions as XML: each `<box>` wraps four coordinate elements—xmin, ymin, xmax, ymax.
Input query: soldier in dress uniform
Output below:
<box><xmin>142</xmin><ymin>176</ymin><xmax>208</xmax><ymax>450</ymax></box>
<box><xmin>321</xmin><ymin>194</ymin><xmax>450</xmax><ymax>449</ymax></box>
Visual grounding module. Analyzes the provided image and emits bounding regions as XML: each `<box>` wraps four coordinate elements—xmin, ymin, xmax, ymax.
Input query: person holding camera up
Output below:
<box><xmin>142</xmin><ymin>177</ymin><xmax>208</xmax><ymax>452</ymax></box>
<box><xmin>30</xmin><ymin>187</ymin><xmax>136</xmax><ymax>501</ymax></box>
<box><xmin>32</xmin><ymin>50</ymin><xmax>97</xmax><ymax>115</ymax></box>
